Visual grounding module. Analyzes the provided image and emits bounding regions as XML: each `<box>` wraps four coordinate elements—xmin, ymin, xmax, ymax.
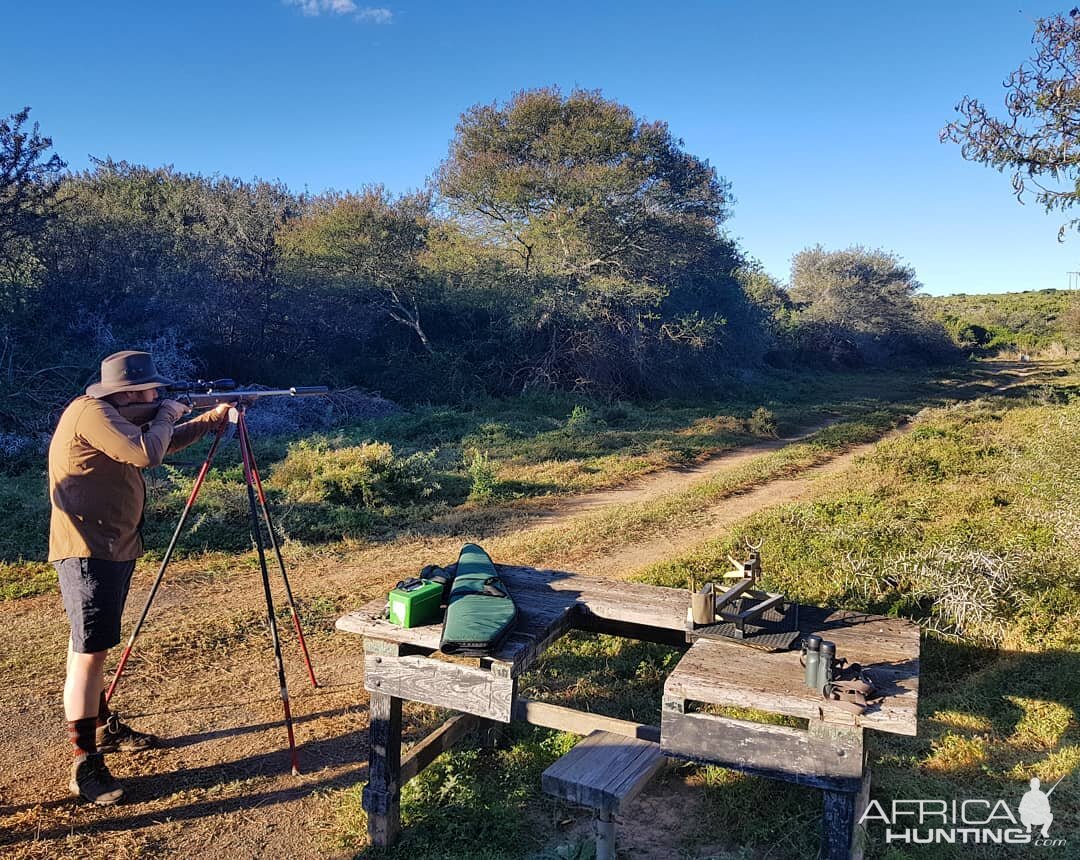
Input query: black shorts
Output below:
<box><xmin>55</xmin><ymin>557</ymin><xmax>136</xmax><ymax>653</ymax></box>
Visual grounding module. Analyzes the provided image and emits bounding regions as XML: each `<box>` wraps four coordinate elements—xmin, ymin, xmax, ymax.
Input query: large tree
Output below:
<box><xmin>942</xmin><ymin>12</ymin><xmax>1080</xmax><ymax>238</ymax></box>
<box><xmin>436</xmin><ymin>87</ymin><xmax>750</xmax><ymax>391</ymax></box>
<box><xmin>438</xmin><ymin>87</ymin><xmax>730</xmax><ymax>280</ymax></box>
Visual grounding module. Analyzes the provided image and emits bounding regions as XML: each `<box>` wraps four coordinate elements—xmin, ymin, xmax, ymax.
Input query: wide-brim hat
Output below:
<box><xmin>86</xmin><ymin>350</ymin><xmax>174</xmax><ymax>398</ymax></box>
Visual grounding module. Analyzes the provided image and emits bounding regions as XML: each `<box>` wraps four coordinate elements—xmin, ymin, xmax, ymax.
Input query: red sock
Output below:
<box><xmin>68</xmin><ymin>717</ymin><xmax>97</xmax><ymax>757</ymax></box>
<box><xmin>97</xmin><ymin>691</ymin><xmax>110</xmax><ymax>728</ymax></box>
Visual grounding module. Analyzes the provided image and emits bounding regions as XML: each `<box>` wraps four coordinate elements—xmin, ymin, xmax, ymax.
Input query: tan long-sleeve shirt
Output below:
<box><xmin>48</xmin><ymin>396</ymin><xmax>218</xmax><ymax>561</ymax></box>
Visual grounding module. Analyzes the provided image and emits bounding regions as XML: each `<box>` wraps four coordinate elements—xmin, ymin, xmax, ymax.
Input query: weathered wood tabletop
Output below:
<box><xmin>667</xmin><ymin>607</ymin><xmax>919</xmax><ymax>736</ymax></box>
<box><xmin>335</xmin><ymin>564</ymin><xmax>919</xmax><ymax>733</ymax></box>
<box><xmin>336</xmin><ymin>564</ymin><xmax>921</xmax><ymax>859</ymax></box>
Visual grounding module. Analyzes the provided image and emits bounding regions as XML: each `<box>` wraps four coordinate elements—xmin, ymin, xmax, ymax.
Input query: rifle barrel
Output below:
<box><xmin>184</xmin><ymin>386</ymin><xmax>330</xmax><ymax>408</ymax></box>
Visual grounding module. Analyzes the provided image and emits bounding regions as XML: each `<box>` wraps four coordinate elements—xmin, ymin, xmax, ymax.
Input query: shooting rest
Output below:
<box><xmin>686</xmin><ymin>548</ymin><xmax>800</xmax><ymax>651</ymax></box>
<box><xmin>105</xmin><ymin>403</ymin><xmax>318</xmax><ymax>775</ymax></box>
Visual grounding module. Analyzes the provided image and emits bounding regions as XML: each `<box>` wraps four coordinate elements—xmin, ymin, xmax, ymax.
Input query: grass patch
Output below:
<box><xmin>520</xmin><ymin>632</ymin><xmax>682</xmax><ymax>725</ymax></box>
<box><xmin>0</xmin><ymin>560</ymin><xmax>54</xmax><ymax>600</ymax></box>
<box><xmin>637</xmin><ymin>389</ymin><xmax>1080</xmax><ymax>643</ymax></box>
<box><xmin>330</xmin><ymin>728</ymin><xmax>578</xmax><ymax>860</ymax></box>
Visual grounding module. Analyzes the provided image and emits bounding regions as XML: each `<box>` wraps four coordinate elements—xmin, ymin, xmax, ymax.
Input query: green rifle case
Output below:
<box><xmin>439</xmin><ymin>543</ymin><xmax>518</xmax><ymax>657</ymax></box>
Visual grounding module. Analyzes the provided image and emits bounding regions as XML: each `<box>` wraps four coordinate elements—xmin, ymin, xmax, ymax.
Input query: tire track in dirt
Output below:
<box><xmin>574</xmin><ymin>362</ymin><xmax>1051</xmax><ymax>579</ymax></box>
<box><xmin>526</xmin><ymin>418</ymin><xmax>841</xmax><ymax>518</ymax></box>
<box><xmin>579</xmin><ymin>427</ymin><xmax>903</xmax><ymax>579</ymax></box>
<box><xmin>126</xmin><ymin>418</ymin><xmax>843</xmax><ymax>619</ymax></box>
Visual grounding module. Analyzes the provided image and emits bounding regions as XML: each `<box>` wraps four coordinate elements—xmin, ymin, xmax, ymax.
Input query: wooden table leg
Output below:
<box><xmin>363</xmin><ymin>691</ymin><xmax>403</xmax><ymax>847</ymax></box>
<box><xmin>812</xmin><ymin>721</ymin><xmax>868</xmax><ymax>855</ymax></box>
<box><xmin>817</xmin><ymin>726</ymin><xmax>870</xmax><ymax>860</ymax></box>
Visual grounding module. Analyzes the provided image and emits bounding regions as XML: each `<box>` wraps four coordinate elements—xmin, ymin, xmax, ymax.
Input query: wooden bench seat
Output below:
<box><xmin>542</xmin><ymin>730</ymin><xmax>666</xmax><ymax>860</ymax></box>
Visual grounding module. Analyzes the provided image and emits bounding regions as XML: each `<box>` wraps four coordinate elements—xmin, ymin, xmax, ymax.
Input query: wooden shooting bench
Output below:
<box><xmin>335</xmin><ymin>565</ymin><xmax>919</xmax><ymax>860</ymax></box>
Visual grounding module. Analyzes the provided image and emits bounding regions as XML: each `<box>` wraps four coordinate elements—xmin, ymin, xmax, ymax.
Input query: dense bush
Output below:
<box><xmin>269</xmin><ymin>439</ymin><xmax>440</xmax><ymax>508</ymax></box>
<box><xmin>786</xmin><ymin>245</ymin><xmax>958</xmax><ymax>367</ymax></box>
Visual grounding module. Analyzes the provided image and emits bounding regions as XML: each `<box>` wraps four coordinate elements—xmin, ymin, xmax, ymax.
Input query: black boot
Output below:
<box><xmin>96</xmin><ymin>713</ymin><xmax>158</xmax><ymax>753</ymax></box>
<box><xmin>69</xmin><ymin>753</ymin><xmax>124</xmax><ymax>804</ymax></box>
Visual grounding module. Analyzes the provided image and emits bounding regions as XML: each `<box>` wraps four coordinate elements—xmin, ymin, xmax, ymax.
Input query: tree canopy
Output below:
<box><xmin>438</xmin><ymin>87</ymin><xmax>730</xmax><ymax>281</ymax></box>
<box><xmin>0</xmin><ymin>91</ymin><xmax>961</xmax><ymax>434</ymax></box>
<box><xmin>942</xmin><ymin>12</ymin><xmax>1080</xmax><ymax>238</ymax></box>
<box><xmin>0</xmin><ymin>107</ymin><xmax>65</xmax><ymax>290</ymax></box>
<box><xmin>788</xmin><ymin>246</ymin><xmax>952</xmax><ymax>366</ymax></box>
<box><xmin>435</xmin><ymin>87</ymin><xmax>750</xmax><ymax>390</ymax></box>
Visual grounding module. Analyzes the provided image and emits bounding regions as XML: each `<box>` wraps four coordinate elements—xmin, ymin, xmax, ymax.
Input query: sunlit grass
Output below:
<box><xmin>2</xmin><ymin>363</ymin><xmax>1001</xmax><ymax>600</ymax></box>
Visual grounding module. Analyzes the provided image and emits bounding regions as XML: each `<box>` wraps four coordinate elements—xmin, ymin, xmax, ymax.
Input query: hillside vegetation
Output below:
<box><xmin>1</xmin><ymin>93</ymin><xmax>955</xmax><ymax>446</ymax></box>
<box><xmin>925</xmin><ymin>288</ymin><xmax>1080</xmax><ymax>355</ymax></box>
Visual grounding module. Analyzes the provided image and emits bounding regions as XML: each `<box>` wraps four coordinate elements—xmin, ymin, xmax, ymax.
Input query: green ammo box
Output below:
<box><xmin>387</xmin><ymin>579</ymin><xmax>444</xmax><ymax>628</ymax></box>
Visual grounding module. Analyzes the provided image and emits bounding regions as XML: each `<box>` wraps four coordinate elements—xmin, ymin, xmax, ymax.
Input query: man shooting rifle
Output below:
<box><xmin>48</xmin><ymin>351</ymin><xmax>230</xmax><ymax>804</ymax></box>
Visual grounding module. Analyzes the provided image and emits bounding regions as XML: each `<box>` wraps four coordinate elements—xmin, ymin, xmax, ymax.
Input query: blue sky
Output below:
<box><xmin>3</xmin><ymin>1</ymin><xmax>1077</xmax><ymax>295</ymax></box>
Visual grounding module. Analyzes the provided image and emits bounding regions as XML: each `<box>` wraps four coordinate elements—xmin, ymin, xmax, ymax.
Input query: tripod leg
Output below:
<box><xmin>242</xmin><ymin>426</ymin><xmax>318</xmax><ymax>689</ymax></box>
<box><xmin>238</xmin><ymin>410</ymin><xmax>301</xmax><ymax>776</ymax></box>
<box><xmin>106</xmin><ymin>427</ymin><xmax>226</xmax><ymax>704</ymax></box>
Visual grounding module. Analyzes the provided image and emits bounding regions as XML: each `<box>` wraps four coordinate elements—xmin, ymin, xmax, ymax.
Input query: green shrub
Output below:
<box><xmin>0</xmin><ymin>561</ymin><xmax>55</xmax><ymax>600</ymax></box>
<box><xmin>466</xmin><ymin>449</ymin><xmax>498</xmax><ymax>504</ymax></box>
<box><xmin>270</xmin><ymin>439</ymin><xmax>440</xmax><ymax>508</ymax></box>
<box><xmin>564</xmin><ymin>405</ymin><xmax>596</xmax><ymax>433</ymax></box>
<box><xmin>748</xmin><ymin>406</ymin><xmax>778</xmax><ymax>437</ymax></box>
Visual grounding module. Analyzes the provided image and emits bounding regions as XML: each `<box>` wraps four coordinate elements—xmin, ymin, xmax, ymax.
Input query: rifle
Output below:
<box><xmin>116</xmin><ymin>380</ymin><xmax>330</xmax><ymax>425</ymax></box>
<box><xmin>167</xmin><ymin>379</ymin><xmax>330</xmax><ymax>408</ymax></box>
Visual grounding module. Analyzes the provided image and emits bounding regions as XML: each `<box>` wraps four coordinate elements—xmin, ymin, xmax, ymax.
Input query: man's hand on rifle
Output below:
<box><xmin>156</xmin><ymin>399</ymin><xmax>191</xmax><ymax>424</ymax></box>
<box><xmin>206</xmin><ymin>403</ymin><xmax>231</xmax><ymax>431</ymax></box>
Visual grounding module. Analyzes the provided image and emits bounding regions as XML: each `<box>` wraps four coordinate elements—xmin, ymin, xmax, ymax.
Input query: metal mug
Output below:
<box><xmin>691</xmin><ymin>585</ymin><xmax>714</xmax><ymax>625</ymax></box>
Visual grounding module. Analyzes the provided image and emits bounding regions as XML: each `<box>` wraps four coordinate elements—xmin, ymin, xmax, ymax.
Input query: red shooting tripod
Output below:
<box><xmin>105</xmin><ymin>404</ymin><xmax>317</xmax><ymax>775</ymax></box>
